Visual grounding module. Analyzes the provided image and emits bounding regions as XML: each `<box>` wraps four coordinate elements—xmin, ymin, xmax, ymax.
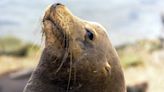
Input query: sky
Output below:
<box><xmin>0</xmin><ymin>0</ymin><xmax>164</xmax><ymax>45</ymax></box>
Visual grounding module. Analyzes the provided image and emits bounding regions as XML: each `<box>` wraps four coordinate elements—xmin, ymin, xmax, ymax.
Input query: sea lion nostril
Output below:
<box><xmin>56</xmin><ymin>3</ymin><xmax>62</xmax><ymax>6</ymax></box>
<box><xmin>51</xmin><ymin>3</ymin><xmax>62</xmax><ymax>8</ymax></box>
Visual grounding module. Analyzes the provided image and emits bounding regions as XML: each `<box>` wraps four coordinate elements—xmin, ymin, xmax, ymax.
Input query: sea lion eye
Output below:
<box><xmin>85</xmin><ymin>29</ymin><xmax>94</xmax><ymax>40</ymax></box>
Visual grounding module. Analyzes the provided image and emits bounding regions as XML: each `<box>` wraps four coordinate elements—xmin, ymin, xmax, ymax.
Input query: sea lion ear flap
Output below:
<box><xmin>104</xmin><ymin>61</ymin><xmax>111</xmax><ymax>76</ymax></box>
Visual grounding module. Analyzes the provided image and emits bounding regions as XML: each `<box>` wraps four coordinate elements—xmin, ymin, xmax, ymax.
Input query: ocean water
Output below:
<box><xmin>0</xmin><ymin>0</ymin><xmax>164</xmax><ymax>45</ymax></box>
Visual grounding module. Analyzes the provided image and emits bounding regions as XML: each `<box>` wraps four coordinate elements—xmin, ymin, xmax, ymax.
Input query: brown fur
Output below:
<box><xmin>23</xmin><ymin>3</ymin><xmax>125</xmax><ymax>92</ymax></box>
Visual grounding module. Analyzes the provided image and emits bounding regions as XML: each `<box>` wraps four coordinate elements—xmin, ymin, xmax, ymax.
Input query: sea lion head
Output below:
<box><xmin>40</xmin><ymin>3</ymin><xmax>125</xmax><ymax>92</ymax></box>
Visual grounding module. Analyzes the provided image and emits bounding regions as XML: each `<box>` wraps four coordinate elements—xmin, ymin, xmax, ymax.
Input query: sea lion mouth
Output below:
<box><xmin>42</xmin><ymin>3</ymin><xmax>74</xmax><ymax>77</ymax></box>
<box><xmin>42</xmin><ymin>3</ymin><xmax>70</xmax><ymax>49</ymax></box>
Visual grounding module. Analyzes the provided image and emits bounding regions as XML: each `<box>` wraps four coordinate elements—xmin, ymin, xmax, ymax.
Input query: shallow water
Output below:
<box><xmin>0</xmin><ymin>0</ymin><xmax>164</xmax><ymax>45</ymax></box>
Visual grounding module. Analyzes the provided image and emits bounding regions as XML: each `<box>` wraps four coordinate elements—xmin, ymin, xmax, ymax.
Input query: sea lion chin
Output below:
<box><xmin>23</xmin><ymin>3</ymin><xmax>126</xmax><ymax>92</ymax></box>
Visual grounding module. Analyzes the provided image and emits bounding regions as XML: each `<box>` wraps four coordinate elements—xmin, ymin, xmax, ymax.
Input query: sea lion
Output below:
<box><xmin>23</xmin><ymin>3</ymin><xmax>126</xmax><ymax>92</ymax></box>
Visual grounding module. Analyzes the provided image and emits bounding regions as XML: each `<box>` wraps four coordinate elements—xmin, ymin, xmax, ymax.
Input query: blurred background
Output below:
<box><xmin>0</xmin><ymin>0</ymin><xmax>164</xmax><ymax>92</ymax></box>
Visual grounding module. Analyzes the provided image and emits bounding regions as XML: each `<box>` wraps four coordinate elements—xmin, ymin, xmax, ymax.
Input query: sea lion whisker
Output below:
<box><xmin>54</xmin><ymin>26</ymin><xmax>69</xmax><ymax>74</ymax></box>
<box><xmin>41</xmin><ymin>29</ymin><xmax>45</xmax><ymax>42</ymax></box>
<box><xmin>52</xmin><ymin>56</ymin><xmax>58</xmax><ymax>64</ymax></box>
<box><xmin>73</xmin><ymin>63</ymin><xmax>77</xmax><ymax>85</ymax></box>
<box><xmin>66</xmin><ymin>50</ymin><xmax>73</xmax><ymax>92</ymax></box>
<box><xmin>54</xmin><ymin>50</ymin><xmax>68</xmax><ymax>74</ymax></box>
<box><xmin>29</xmin><ymin>37</ymin><xmax>43</xmax><ymax>61</ymax></box>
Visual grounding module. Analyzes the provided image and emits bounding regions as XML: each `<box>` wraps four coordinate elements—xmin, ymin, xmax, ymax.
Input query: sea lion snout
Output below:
<box><xmin>43</xmin><ymin>3</ymin><xmax>64</xmax><ymax>22</ymax></box>
<box><xmin>43</xmin><ymin>3</ymin><xmax>85</xmax><ymax>51</ymax></box>
<box><xmin>42</xmin><ymin>3</ymin><xmax>73</xmax><ymax>49</ymax></box>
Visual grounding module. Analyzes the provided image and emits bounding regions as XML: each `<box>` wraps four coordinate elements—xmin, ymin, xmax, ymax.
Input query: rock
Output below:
<box><xmin>127</xmin><ymin>82</ymin><xmax>148</xmax><ymax>92</ymax></box>
<box><xmin>0</xmin><ymin>69</ymin><xmax>33</xmax><ymax>92</ymax></box>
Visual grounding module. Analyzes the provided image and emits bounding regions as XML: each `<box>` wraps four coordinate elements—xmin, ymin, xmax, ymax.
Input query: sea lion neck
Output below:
<box><xmin>33</xmin><ymin>48</ymin><xmax>82</xmax><ymax>91</ymax></box>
